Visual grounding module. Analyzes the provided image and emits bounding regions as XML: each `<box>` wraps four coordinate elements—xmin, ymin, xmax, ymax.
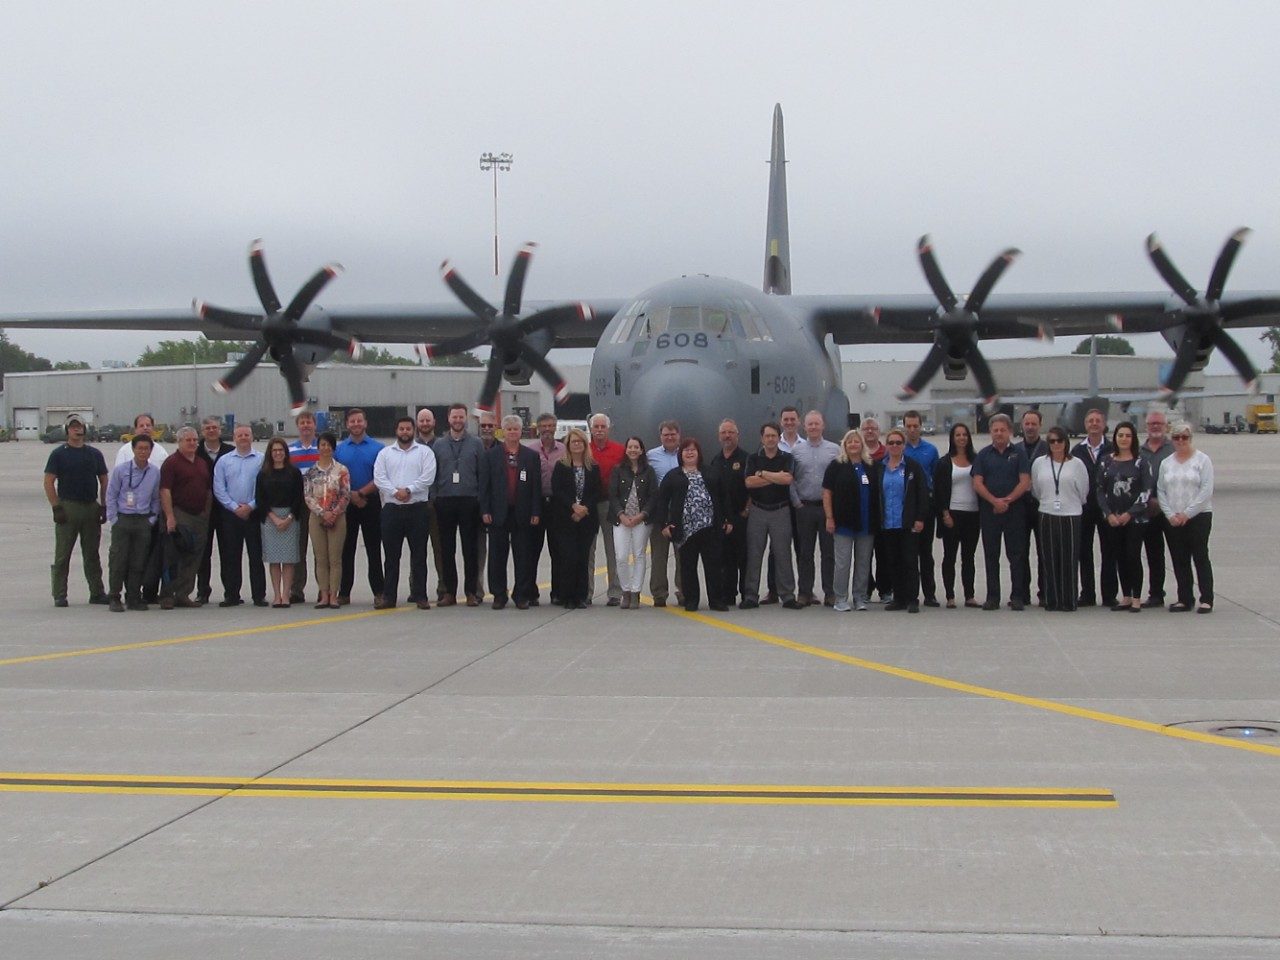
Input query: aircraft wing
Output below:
<box><xmin>0</xmin><ymin>298</ymin><xmax>629</xmax><ymax>349</ymax></box>
<box><xmin>792</xmin><ymin>291</ymin><xmax>1280</xmax><ymax>344</ymax></box>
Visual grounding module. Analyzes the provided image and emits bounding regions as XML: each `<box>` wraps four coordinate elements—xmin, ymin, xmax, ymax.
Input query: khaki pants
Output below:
<box><xmin>161</xmin><ymin>508</ymin><xmax>208</xmax><ymax>602</ymax></box>
<box><xmin>51</xmin><ymin>500</ymin><xmax>104</xmax><ymax>602</ymax></box>
<box><xmin>309</xmin><ymin>512</ymin><xmax>347</xmax><ymax>596</ymax></box>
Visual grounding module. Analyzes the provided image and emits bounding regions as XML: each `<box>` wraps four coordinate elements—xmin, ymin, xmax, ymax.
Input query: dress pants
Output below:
<box><xmin>380</xmin><ymin>501</ymin><xmax>429</xmax><ymax>606</ymax></box>
<box><xmin>528</xmin><ymin>496</ymin><xmax>560</xmax><ymax>603</ymax></box>
<box><xmin>677</xmin><ymin>526</ymin><xmax>724</xmax><ymax>610</ymax></box>
<box><xmin>916</xmin><ymin>511</ymin><xmax>937</xmax><ymax>602</ymax></box>
<box><xmin>198</xmin><ymin>504</ymin><xmax>223</xmax><ymax>602</ymax></box>
<box><xmin>435</xmin><ymin>495</ymin><xmax>482</xmax><ymax>599</ymax></box>
<box><xmin>339</xmin><ymin>498</ymin><xmax>384</xmax><ymax>601</ymax></box>
<box><xmin>980</xmin><ymin>508</ymin><xmax>1026</xmax><ymax>605</ymax></box>
<box><xmin>939</xmin><ymin>510</ymin><xmax>980</xmax><ymax>601</ymax></box>
<box><xmin>1014</xmin><ymin>502</ymin><xmax>1044</xmax><ymax>605</ymax></box>
<box><xmin>588</xmin><ymin>501</ymin><xmax>622</xmax><ymax>602</ymax></box>
<box><xmin>488</xmin><ymin>514</ymin><xmax>537</xmax><ymax>604</ymax></box>
<box><xmin>1078</xmin><ymin>503</ymin><xmax>1118</xmax><ymax>604</ymax></box>
<box><xmin>1103</xmin><ymin>521</ymin><xmax>1146</xmax><ymax>600</ymax></box>
<box><xmin>556</xmin><ymin>513</ymin><xmax>598</xmax><ymax>606</ymax></box>
<box><xmin>743</xmin><ymin>505</ymin><xmax>795</xmax><ymax>603</ymax></box>
<box><xmin>108</xmin><ymin>514</ymin><xmax>152</xmax><ymax>602</ymax></box>
<box><xmin>877</xmin><ymin>528</ymin><xmax>920</xmax><ymax>605</ymax></box>
<box><xmin>794</xmin><ymin>501</ymin><xmax>834</xmax><ymax>600</ymax></box>
<box><xmin>308</xmin><ymin>512</ymin><xmax>345</xmax><ymax>597</ymax></box>
<box><xmin>718</xmin><ymin>515</ymin><xmax>748</xmax><ymax>604</ymax></box>
<box><xmin>1167</xmin><ymin>512</ymin><xmax>1213</xmax><ymax>607</ymax></box>
<box><xmin>648</xmin><ymin>523</ymin><xmax>682</xmax><ymax>602</ymax></box>
<box><xmin>217</xmin><ymin>511</ymin><xmax>266</xmax><ymax>603</ymax></box>
<box><xmin>1143</xmin><ymin>515</ymin><xmax>1169</xmax><ymax>602</ymax></box>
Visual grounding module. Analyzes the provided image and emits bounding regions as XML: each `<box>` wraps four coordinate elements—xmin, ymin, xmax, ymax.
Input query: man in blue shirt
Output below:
<box><xmin>106</xmin><ymin>434</ymin><xmax>162</xmax><ymax>611</ymax></box>
<box><xmin>972</xmin><ymin>414</ymin><xmax>1032</xmax><ymax>610</ymax></box>
<box><xmin>902</xmin><ymin>411</ymin><xmax>940</xmax><ymax>607</ymax></box>
<box><xmin>335</xmin><ymin>407</ymin><xmax>386</xmax><ymax>605</ymax></box>
<box><xmin>646</xmin><ymin>420</ymin><xmax>683</xmax><ymax>606</ymax></box>
<box><xmin>212</xmin><ymin>423</ymin><xmax>267</xmax><ymax>607</ymax></box>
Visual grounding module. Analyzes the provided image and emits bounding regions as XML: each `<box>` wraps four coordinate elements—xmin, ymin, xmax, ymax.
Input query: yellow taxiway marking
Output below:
<box><xmin>0</xmin><ymin>607</ymin><xmax>410</xmax><ymax>667</ymax></box>
<box><xmin>661</xmin><ymin>606</ymin><xmax>1280</xmax><ymax>759</ymax></box>
<box><xmin>0</xmin><ymin>772</ymin><xmax>1115</xmax><ymax>807</ymax></box>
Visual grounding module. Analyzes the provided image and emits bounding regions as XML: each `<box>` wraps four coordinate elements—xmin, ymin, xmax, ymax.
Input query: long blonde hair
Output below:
<box><xmin>837</xmin><ymin>429</ymin><xmax>870</xmax><ymax>465</ymax></box>
<box><xmin>560</xmin><ymin>428</ymin><xmax>595</xmax><ymax>467</ymax></box>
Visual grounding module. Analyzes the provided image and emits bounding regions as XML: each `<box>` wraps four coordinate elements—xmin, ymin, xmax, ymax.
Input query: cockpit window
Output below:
<box><xmin>611</xmin><ymin>299</ymin><xmax>773</xmax><ymax>342</ymax></box>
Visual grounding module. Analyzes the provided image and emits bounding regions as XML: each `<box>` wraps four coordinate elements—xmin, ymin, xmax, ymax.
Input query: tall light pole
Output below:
<box><xmin>479</xmin><ymin>151</ymin><xmax>513</xmax><ymax>277</ymax></box>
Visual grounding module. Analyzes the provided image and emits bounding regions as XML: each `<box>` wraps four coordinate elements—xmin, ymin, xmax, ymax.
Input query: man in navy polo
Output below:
<box><xmin>972</xmin><ymin>414</ymin><xmax>1031</xmax><ymax>611</ymax></box>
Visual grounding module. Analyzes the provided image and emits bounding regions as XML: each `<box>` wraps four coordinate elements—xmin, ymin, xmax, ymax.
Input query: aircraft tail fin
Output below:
<box><xmin>763</xmin><ymin>103</ymin><xmax>791</xmax><ymax>295</ymax></box>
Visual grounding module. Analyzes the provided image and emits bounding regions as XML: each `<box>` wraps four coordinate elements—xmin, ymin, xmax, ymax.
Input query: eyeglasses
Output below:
<box><xmin>885</xmin><ymin>439</ymin><xmax>904</xmax><ymax>446</ymax></box>
<box><xmin>1172</xmin><ymin>434</ymin><xmax>1191</xmax><ymax>441</ymax></box>
<box><xmin>1048</xmin><ymin>438</ymin><xmax>1066</xmax><ymax>444</ymax></box>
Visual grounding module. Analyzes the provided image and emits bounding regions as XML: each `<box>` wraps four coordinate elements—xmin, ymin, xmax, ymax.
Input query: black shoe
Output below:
<box><xmin>709</xmin><ymin>603</ymin><xmax>729</xmax><ymax>612</ymax></box>
<box><xmin>53</xmin><ymin>598</ymin><xmax>69</xmax><ymax>608</ymax></box>
<box><xmin>197</xmin><ymin>594</ymin><xmax>211</xmax><ymax>605</ymax></box>
<box><xmin>982</xmin><ymin>599</ymin><xmax>1000</xmax><ymax>611</ymax></box>
<box><xmin>89</xmin><ymin>594</ymin><xmax>109</xmax><ymax>605</ymax></box>
<box><xmin>923</xmin><ymin>598</ymin><xmax>940</xmax><ymax>608</ymax></box>
<box><xmin>1077</xmin><ymin>596</ymin><xmax>1097</xmax><ymax>607</ymax></box>
<box><xmin>907</xmin><ymin>603</ymin><xmax>920</xmax><ymax>613</ymax></box>
<box><xmin>127</xmin><ymin>600</ymin><xmax>149</xmax><ymax>612</ymax></box>
<box><xmin>253</xmin><ymin>598</ymin><xmax>270</xmax><ymax>608</ymax></box>
<box><xmin>884</xmin><ymin>602</ymin><xmax>907</xmax><ymax>611</ymax></box>
<box><xmin>683</xmin><ymin>604</ymin><xmax>698</xmax><ymax>612</ymax></box>
<box><xmin>1141</xmin><ymin>597</ymin><xmax>1164</xmax><ymax>609</ymax></box>
<box><xmin>738</xmin><ymin>599</ymin><xmax>759</xmax><ymax>609</ymax></box>
<box><xmin>142</xmin><ymin>594</ymin><xmax>159</xmax><ymax>604</ymax></box>
<box><xmin>1010</xmin><ymin>600</ymin><xmax>1025</xmax><ymax>611</ymax></box>
<box><xmin>218</xmin><ymin>598</ymin><xmax>243</xmax><ymax>608</ymax></box>
<box><xmin>528</xmin><ymin>598</ymin><xmax>540</xmax><ymax>606</ymax></box>
<box><xmin>1110</xmin><ymin>603</ymin><xmax>1130</xmax><ymax>612</ymax></box>
<box><xmin>781</xmin><ymin>599</ymin><xmax>804</xmax><ymax>610</ymax></box>
<box><xmin>606</xmin><ymin>597</ymin><xmax>621</xmax><ymax>607</ymax></box>
<box><xmin>761</xmin><ymin>592</ymin><xmax>779</xmax><ymax>605</ymax></box>
<box><xmin>492</xmin><ymin>598</ymin><xmax>508</xmax><ymax>610</ymax></box>
<box><xmin>108</xmin><ymin>598</ymin><xmax>126</xmax><ymax>613</ymax></box>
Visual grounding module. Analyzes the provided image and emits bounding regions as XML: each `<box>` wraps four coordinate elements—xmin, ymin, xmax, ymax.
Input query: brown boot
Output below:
<box><xmin>620</xmin><ymin>592</ymin><xmax>632</xmax><ymax>610</ymax></box>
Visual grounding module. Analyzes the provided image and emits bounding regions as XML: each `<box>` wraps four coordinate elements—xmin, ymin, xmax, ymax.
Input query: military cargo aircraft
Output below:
<box><xmin>2</xmin><ymin>105</ymin><xmax>1277</xmax><ymax>447</ymax></box>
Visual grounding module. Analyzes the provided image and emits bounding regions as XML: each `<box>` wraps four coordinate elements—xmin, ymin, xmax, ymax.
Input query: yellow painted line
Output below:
<box><xmin>660</xmin><ymin>607</ymin><xmax>1280</xmax><ymax>759</ymax></box>
<box><xmin>0</xmin><ymin>772</ymin><xmax>1115</xmax><ymax>807</ymax></box>
<box><xmin>0</xmin><ymin>607</ymin><xmax>410</xmax><ymax>667</ymax></box>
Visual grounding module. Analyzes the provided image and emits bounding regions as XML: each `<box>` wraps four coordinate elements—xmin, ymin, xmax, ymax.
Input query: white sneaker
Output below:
<box><xmin>833</xmin><ymin>601</ymin><xmax>852</xmax><ymax>612</ymax></box>
<box><xmin>856</xmin><ymin>600</ymin><xmax>868</xmax><ymax>611</ymax></box>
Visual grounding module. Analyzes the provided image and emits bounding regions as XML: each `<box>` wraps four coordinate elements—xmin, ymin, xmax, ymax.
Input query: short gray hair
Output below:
<box><xmin>589</xmin><ymin>413</ymin><xmax>611</xmax><ymax>429</ymax></box>
<box><xmin>175</xmin><ymin>426</ymin><xmax>198</xmax><ymax>441</ymax></box>
<box><xmin>501</xmin><ymin>414</ymin><xmax>524</xmax><ymax>430</ymax></box>
<box><xmin>200</xmin><ymin>416</ymin><xmax>221</xmax><ymax>427</ymax></box>
<box><xmin>988</xmin><ymin>413</ymin><xmax>1013</xmax><ymax>430</ymax></box>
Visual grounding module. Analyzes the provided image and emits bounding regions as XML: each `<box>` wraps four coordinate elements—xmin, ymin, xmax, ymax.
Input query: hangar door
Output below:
<box><xmin>14</xmin><ymin>408</ymin><xmax>40</xmax><ymax>440</ymax></box>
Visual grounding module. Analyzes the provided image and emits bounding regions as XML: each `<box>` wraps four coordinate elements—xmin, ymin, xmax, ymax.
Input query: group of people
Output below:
<box><xmin>43</xmin><ymin>403</ymin><xmax>1216</xmax><ymax>617</ymax></box>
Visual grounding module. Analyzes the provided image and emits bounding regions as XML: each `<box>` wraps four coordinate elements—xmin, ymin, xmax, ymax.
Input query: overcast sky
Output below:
<box><xmin>3</xmin><ymin>0</ymin><xmax>1279</xmax><ymax>374</ymax></box>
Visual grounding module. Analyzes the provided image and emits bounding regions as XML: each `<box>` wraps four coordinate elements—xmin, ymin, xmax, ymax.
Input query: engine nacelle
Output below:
<box><xmin>500</xmin><ymin>327</ymin><xmax>553</xmax><ymax>386</ymax></box>
<box><xmin>1160</xmin><ymin>324</ymin><xmax>1212</xmax><ymax>374</ymax></box>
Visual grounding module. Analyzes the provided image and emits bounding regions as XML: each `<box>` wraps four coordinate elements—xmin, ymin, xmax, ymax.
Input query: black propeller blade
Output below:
<box><xmin>896</xmin><ymin>236</ymin><xmax>1021</xmax><ymax>408</ymax></box>
<box><xmin>193</xmin><ymin>240</ymin><xmax>361</xmax><ymax>416</ymax></box>
<box><xmin>1145</xmin><ymin>228</ymin><xmax>1261</xmax><ymax>396</ymax></box>
<box><xmin>418</xmin><ymin>243</ymin><xmax>594</xmax><ymax>413</ymax></box>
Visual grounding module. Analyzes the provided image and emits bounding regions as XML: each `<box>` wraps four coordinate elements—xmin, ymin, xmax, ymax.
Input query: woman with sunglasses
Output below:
<box><xmin>873</xmin><ymin>428</ymin><xmax>929</xmax><ymax>612</ymax></box>
<box><xmin>1157</xmin><ymin>422</ymin><xmax>1214</xmax><ymax>613</ymax></box>
<box><xmin>1096</xmin><ymin>421</ymin><xmax>1154</xmax><ymax>612</ymax></box>
<box><xmin>932</xmin><ymin>422</ymin><xmax>982</xmax><ymax>608</ymax></box>
<box><xmin>1030</xmin><ymin>425</ymin><xmax>1090</xmax><ymax>611</ymax></box>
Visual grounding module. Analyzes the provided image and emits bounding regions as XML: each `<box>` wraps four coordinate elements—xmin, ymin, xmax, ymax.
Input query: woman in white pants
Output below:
<box><xmin>608</xmin><ymin>437</ymin><xmax>657</xmax><ymax>609</ymax></box>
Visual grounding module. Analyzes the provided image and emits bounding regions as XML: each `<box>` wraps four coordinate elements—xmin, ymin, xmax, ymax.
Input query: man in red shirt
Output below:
<box><xmin>158</xmin><ymin>426</ymin><xmax>213</xmax><ymax>609</ymax></box>
<box><xmin>588</xmin><ymin>413</ymin><xmax>626</xmax><ymax>606</ymax></box>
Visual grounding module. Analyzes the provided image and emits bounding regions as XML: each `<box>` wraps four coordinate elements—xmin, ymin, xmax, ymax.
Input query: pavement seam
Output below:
<box><xmin>0</xmin><ymin>608</ymin><xmax>568</xmax><ymax>912</ymax></box>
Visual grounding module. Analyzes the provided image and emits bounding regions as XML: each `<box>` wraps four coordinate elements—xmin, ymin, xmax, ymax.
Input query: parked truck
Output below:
<box><xmin>1246</xmin><ymin>403</ymin><xmax>1277</xmax><ymax>434</ymax></box>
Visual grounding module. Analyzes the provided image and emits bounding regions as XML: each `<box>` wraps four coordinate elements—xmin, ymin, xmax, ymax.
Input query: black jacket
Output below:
<box><xmin>653</xmin><ymin>467</ymin><xmax>730</xmax><ymax>544</ymax></box>
<box><xmin>874</xmin><ymin>457</ymin><xmax>930</xmax><ymax>532</ymax></box>
<box><xmin>479</xmin><ymin>443</ymin><xmax>543</xmax><ymax>526</ymax></box>
<box><xmin>197</xmin><ymin>441</ymin><xmax>234</xmax><ymax>515</ymax></box>
<box><xmin>607</xmin><ymin>459</ymin><xmax>658</xmax><ymax>526</ymax></box>
<box><xmin>821</xmin><ymin>459</ymin><xmax>881</xmax><ymax>535</ymax></box>
<box><xmin>931</xmin><ymin>455</ymin><xmax>978</xmax><ymax>538</ymax></box>
<box><xmin>252</xmin><ymin>466</ymin><xmax>304</xmax><ymax>523</ymax></box>
<box><xmin>707</xmin><ymin>447</ymin><xmax>751</xmax><ymax>517</ymax></box>
<box><xmin>550</xmin><ymin>461</ymin><xmax>603</xmax><ymax>527</ymax></box>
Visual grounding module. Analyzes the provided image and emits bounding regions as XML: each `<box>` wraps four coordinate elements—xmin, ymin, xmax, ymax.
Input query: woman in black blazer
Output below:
<box><xmin>550</xmin><ymin>428</ymin><xmax>602</xmax><ymax>608</ymax></box>
<box><xmin>874</xmin><ymin>428</ymin><xmax>930</xmax><ymax>612</ymax></box>
<box><xmin>654</xmin><ymin>438</ymin><xmax>731</xmax><ymax>612</ymax></box>
<box><xmin>608</xmin><ymin>437</ymin><xmax>658</xmax><ymax>609</ymax></box>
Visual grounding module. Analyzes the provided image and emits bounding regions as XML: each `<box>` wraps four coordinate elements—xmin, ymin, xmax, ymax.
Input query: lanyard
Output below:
<box><xmin>127</xmin><ymin>462</ymin><xmax>149</xmax><ymax>490</ymax></box>
<box><xmin>1049</xmin><ymin>458</ymin><xmax>1065</xmax><ymax>498</ymax></box>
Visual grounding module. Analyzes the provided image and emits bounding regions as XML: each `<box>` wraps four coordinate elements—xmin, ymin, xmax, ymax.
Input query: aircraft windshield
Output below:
<box><xmin>609</xmin><ymin>298</ymin><xmax>773</xmax><ymax>343</ymax></box>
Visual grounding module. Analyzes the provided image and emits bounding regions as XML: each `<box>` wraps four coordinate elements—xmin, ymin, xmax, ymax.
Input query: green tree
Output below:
<box><xmin>138</xmin><ymin>337</ymin><xmax>256</xmax><ymax>366</ymax></box>
<box><xmin>53</xmin><ymin>360</ymin><xmax>90</xmax><ymax>370</ymax></box>
<box><xmin>332</xmin><ymin>345</ymin><xmax>417</xmax><ymax>367</ymax></box>
<box><xmin>1073</xmin><ymin>335</ymin><xmax>1134</xmax><ymax>356</ymax></box>
<box><xmin>0</xmin><ymin>331</ymin><xmax>54</xmax><ymax>388</ymax></box>
<box><xmin>426</xmin><ymin>350</ymin><xmax>484</xmax><ymax>368</ymax></box>
<box><xmin>1262</xmin><ymin>327</ymin><xmax>1280</xmax><ymax>373</ymax></box>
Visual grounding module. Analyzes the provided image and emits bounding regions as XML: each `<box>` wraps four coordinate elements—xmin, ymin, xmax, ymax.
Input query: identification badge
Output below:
<box><xmin>519</xmin><ymin>470</ymin><xmax>527</xmax><ymax>481</ymax></box>
<box><xmin>861</xmin><ymin>474</ymin><xmax>870</xmax><ymax>485</ymax></box>
<box><xmin>1053</xmin><ymin>498</ymin><xmax>1062</xmax><ymax>511</ymax></box>
<box><xmin>125</xmin><ymin>491</ymin><xmax>136</xmax><ymax>508</ymax></box>
<box><xmin>452</xmin><ymin>471</ymin><xmax>460</xmax><ymax>484</ymax></box>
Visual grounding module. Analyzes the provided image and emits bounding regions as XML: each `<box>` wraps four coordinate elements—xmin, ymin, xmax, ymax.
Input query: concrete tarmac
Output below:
<box><xmin>1</xmin><ymin>435</ymin><xmax>1278</xmax><ymax>958</ymax></box>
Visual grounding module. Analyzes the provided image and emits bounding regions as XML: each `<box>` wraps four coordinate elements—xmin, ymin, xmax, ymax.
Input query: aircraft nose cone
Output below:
<box><xmin>627</xmin><ymin>361</ymin><xmax>737</xmax><ymax>448</ymax></box>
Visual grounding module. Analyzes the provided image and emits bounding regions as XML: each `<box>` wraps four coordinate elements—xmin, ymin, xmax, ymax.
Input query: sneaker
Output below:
<box><xmin>855</xmin><ymin>600</ymin><xmax>868</xmax><ymax>611</ymax></box>
<box><xmin>878</xmin><ymin>593</ymin><xmax>894</xmax><ymax>605</ymax></box>
<box><xmin>833</xmin><ymin>601</ymin><xmax>852</xmax><ymax>612</ymax></box>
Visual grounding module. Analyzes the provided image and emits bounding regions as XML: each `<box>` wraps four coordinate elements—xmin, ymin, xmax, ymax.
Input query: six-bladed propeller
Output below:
<box><xmin>193</xmin><ymin>240</ymin><xmax>361</xmax><ymax>416</ymax></box>
<box><xmin>895</xmin><ymin>235</ymin><xmax>1025</xmax><ymax>408</ymax></box>
<box><xmin>416</xmin><ymin>242</ymin><xmax>594</xmax><ymax>413</ymax></box>
<box><xmin>1143</xmin><ymin>228</ymin><xmax>1274</xmax><ymax>396</ymax></box>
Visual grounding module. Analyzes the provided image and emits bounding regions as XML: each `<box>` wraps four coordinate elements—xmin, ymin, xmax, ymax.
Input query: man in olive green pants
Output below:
<box><xmin>43</xmin><ymin>414</ymin><xmax>109</xmax><ymax>606</ymax></box>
